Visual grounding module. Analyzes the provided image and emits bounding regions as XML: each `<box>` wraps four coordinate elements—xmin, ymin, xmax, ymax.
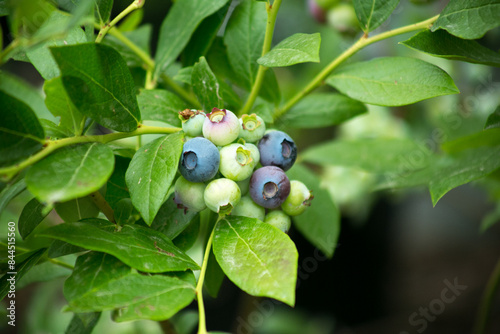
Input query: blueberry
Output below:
<box><xmin>249</xmin><ymin>166</ymin><xmax>291</xmax><ymax>209</ymax></box>
<box><xmin>264</xmin><ymin>210</ymin><xmax>291</xmax><ymax>233</ymax></box>
<box><xmin>179</xmin><ymin>109</ymin><xmax>206</xmax><ymax>137</ymax></box>
<box><xmin>281</xmin><ymin>180</ymin><xmax>313</xmax><ymax>216</ymax></box>
<box><xmin>204</xmin><ymin>178</ymin><xmax>241</xmax><ymax>215</ymax></box>
<box><xmin>239</xmin><ymin>114</ymin><xmax>266</xmax><ymax>143</ymax></box>
<box><xmin>179</xmin><ymin>137</ymin><xmax>220</xmax><ymax>182</ymax></box>
<box><xmin>258</xmin><ymin>130</ymin><xmax>297</xmax><ymax>171</ymax></box>
<box><xmin>231</xmin><ymin>196</ymin><xmax>265</xmax><ymax>221</ymax></box>
<box><xmin>203</xmin><ymin>108</ymin><xmax>240</xmax><ymax>146</ymax></box>
<box><xmin>219</xmin><ymin>143</ymin><xmax>259</xmax><ymax>181</ymax></box>
<box><xmin>174</xmin><ymin>176</ymin><xmax>207</xmax><ymax>212</ymax></box>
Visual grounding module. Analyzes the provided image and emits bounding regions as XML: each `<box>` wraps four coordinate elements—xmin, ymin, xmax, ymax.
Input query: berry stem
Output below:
<box><xmin>273</xmin><ymin>14</ymin><xmax>440</xmax><ymax>121</ymax></box>
<box><xmin>95</xmin><ymin>0</ymin><xmax>145</xmax><ymax>43</ymax></box>
<box><xmin>196</xmin><ymin>218</ymin><xmax>219</xmax><ymax>334</ymax></box>
<box><xmin>238</xmin><ymin>0</ymin><xmax>283</xmax><ymax>117</ymax></box>
<box><xmin>0</xmin><ymin>125</ymin><xmax>182</xmax><ymax>181</ymax></box>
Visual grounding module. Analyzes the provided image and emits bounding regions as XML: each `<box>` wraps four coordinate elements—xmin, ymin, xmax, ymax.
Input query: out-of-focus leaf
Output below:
<box><xmin>65</xmin><ymin>312</ymin><xmax>101</xmax><ymax>334</ymax></box>
<box><xmin>137</xmin><ymin>89</ymin><xmax>187</xmax><ymax>127</ymax></box>
<box><xmin>281</xmin><ymin>93</ymin><xmax>367</xmax><ymax>128</ymax></box>
<box><xmin>485</xmin><ymin>106</ymin><xmax>500</xmax><ymax>130</ymax></box>
<box><xmin>326</xmin><ymin>57</ymin><xmax>459</xmax><ymax>106</ymax></box>
<box><xmin>192</xmin><ymin>57</ymin><xmax>223</xmax><ymax>110</ymax></box>
<box><xmin>19</xmin><ymin>197</ymin><xmax>48</xmax><ymax>239</ymax></box>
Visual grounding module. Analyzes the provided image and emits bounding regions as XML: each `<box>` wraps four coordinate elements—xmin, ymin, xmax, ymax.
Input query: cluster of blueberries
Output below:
<box><xmin>174</xmin><ymin>108</ymin><xmax>313</xmax><ymax>233</ymax></box>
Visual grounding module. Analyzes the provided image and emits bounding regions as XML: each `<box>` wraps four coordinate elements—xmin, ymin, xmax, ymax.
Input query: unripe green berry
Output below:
<box><xmin>204</xmin><ymin>178</ymin><xmax>241</xmax><ymax>215</ymax></box>
<box><xmin>174</xmin><ymin>176</ymin><xmax>207</xmax><ymax>212</ymax></box>
<box><xmin>179</xmin><ymin>109</ymin><xmax>206</xmax><ymax>137</ymax></box>
<box><xmin>237</xmin><ymin>177</ymin><xmax>251</xmax><ymax>196</ymax></box>
<box><xmin>239</xmin><ymin>114</ymin><xmax>266</xmax><ymax>143</ymax></box>
<box><xmin>281</xmin><ymin>180</ymin><xmax>313</xmax><ymax>216</ymax></box>
<box><xmin>264</xmin><ymin>210</ymin><xmax>291</xmax><ymax>233</ymax></box>
<box><xmin>219</xmin><ymin>143</ymin><xmax>257</xmax><ymax>181</ymax></box>
<box><xmin>231</xmin><ymin>196</ymin><xmax>265</xmax><ymax>221</ymax></box>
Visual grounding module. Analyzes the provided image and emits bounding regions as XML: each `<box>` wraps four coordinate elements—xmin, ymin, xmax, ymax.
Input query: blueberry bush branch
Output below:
<box><xmin>0</xmin><ymin>125</ymin><xmax>181</xmax><ymax>181</ymax></box>
<box><xmin>95</xmin><ymin>0</ymin><xmax>145</xmax><ymax>43</ymax></box>
<box><xmin>273</xmin><ymin>14</ymin><xmax>440</xmax><ymax>121</ymax></box>
<box><xmin>239</xmin><ymin>0</ymin><xmax>283</xmax><ymax>117</ymax></box>
<box><xmin>195</xmin><ymin>221</ymin><xmax>217</xmax><ymax>334</ymax></box>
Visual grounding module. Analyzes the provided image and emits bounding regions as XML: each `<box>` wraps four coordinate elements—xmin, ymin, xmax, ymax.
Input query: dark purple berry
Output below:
<box><xmin>249</xmin><ymin>166</ymin><xmax>291</xmax><ymax>209</ymax></box>
<box><xmin>258</xmin><ymin>130</ymin><xmax>297</xmax><ymax>171</ymax></box>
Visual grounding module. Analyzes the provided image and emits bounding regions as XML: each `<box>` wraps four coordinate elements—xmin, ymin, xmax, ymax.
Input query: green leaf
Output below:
<box><xmin>64</xmin><ymin>252</ymin><xmax>131</xmax><ymax>303</ymax></box>
<box><xmin>64</xmin><ymin>252</ymin><xmax>195</xmax><ymax>321</ymax></box>
<box><xmin>257</xmin><ymin>33</ymin><xmax>321</xmax><ymax>67</ymax></box>
<box><xmin>0</xmin><ymin>248</ymin><xmax>45</xmax><ymax>300</ymax></box>
<box><xmin>182</xmin><ymin>4</ymin><xmax>230</xmax><ymax>66</ymax></box>
<box><xmin>0</xmin><ymin>91</ymin><xmax>45</xmax><ymax>168</ymax></box>
<box><xmin>352</xmin><ymin>0</ymin><xmax>400</xmax><ymax>32</ymax></box>
<box><xmin>326</xmin><ymin>57</ymin><xmax>459</xmax><ymax>106</ymax></box>
<box><xmin>44</xmin><ymin>77</ymin><xmax>84</xmax><ymax>135</ymax></box>
<box><xmin>442</xmin><ymin>128</ymin><xmax>500</xmax><ymax>153</ymax></box>
<box><xmin>0</xmin><ymin>0</ymin><xmax>8</xmax><ymax>16</ymax></box>
<box><xmin>19</xmin><ymin>197</ymin><xmax>48</xmax><ymax>239</ymax></box>
<box><xmin>213</xmin><ymin>216</ymin><xmax>298</xmax><ymax>306</ymax></box>
<box><xmin>0</xmin><ymin>71</ymin><xmax>56</xmax><ymax>122</ymax></box>
<box><xmin>26</xmin><ymin>143</ymin><xmax>115</xmax><ymax>204</ymax></box>
<box><xmin>118</xmin><ymin>8</ymin><xmax>143</xmax><ymax>32</ymax></box>
<box><xmin>173</xmin><ymin>217</ymin><xmax>200</xmax><ymax>252</ymax></box>
<box><xmin>137</xmin><ymin>89</ymin><xmax>187</xmax><ymax>127</ymax></box>
<box><xmin>150</xmin><ymin>193</ymin><xmax>198</xmax><ymax>240</ymax></box>
<box><xmin>224</xmin><ymin>0</ymin><xmax>266</xmax><ymax>90</ymax></box>
<box><xmin>0</xmin><ymin>179</ymin><xmax>26</xmax><ymax>214</ymax></box>
<box><xmin>48</xmin><ymin>240</ymin><xmax>86</xmax><ymax>259</ymax></box>
<box><xmin>154</xmin><ymin>0</ymin><xmax>230</xmax><ymax>77</ymax></box>
<box><xmin>485</xmin><ymin>105</ymin><xmax>500</xmax><ymax>130</ymax></box>
<box><xmin>401</xmin><ymin>30</ymin><xmax>500</xmax><ymax>67</ymax></box>
<box><xmin>51</xmin><ymin>43</ymin><xmax>141</xmax><ymax>132</ymax></box>
<box><xmin>72</xmin><ymin>273</ymin><xmax>196</xmax><ymax>322</ymax></box>
<box><xmin>302</xmin><ymin>138</ymin><xmax>431</xmax><ymax>173</ymax></box>
<box><xmin>126</xmin><ymin>133</ymin><xmax>184</xmax><ymax>225</ymax></box>
<box><xmin>105</xmin><ymin>156</ymin><xmax>130</xmax><ymax>211</ymax></box>
<box><xmin>26</xmin><ymin>11</ymin><xmax>87</xmax><ymax>80</ymax></box>
<box><xmin>65</xmin><ymin>312</ymin><xmax>101</xmax><ymax>334</ymax></box>
<box><xmin>40</xmin><ymin>119</ymin><xmax>73</xmax><ymax>139</ymax></box>
<box><xmin>432</xmin><ymin>0</ymin><xmax>500</xmax><ymax>39</ymax></box>
<box><xmin>281</xmin><ymin>93</ymin><xmax>367</xmax><ymax>128</ymax></box>
<box><xmin>39</xmin><ymin>219</ymin><xmax>200</xmax><ymax>272</ymax></box>
<box><xmin>192</xmin><ymin>57</ymin><xmax>223</xmax><ymax>110</ymax></box>
<box><xmin>260</xmin><ymin>68</ymin><xmax>281</xmax><ymax>105</ymax></box>
<box><xmin>287</xmin><ymin>164</ymin><xmax>340</xmax><ymax>258</ymax></box>
<box><xmin>429</xmin><ymin>146</ymin><xmax>500</xmax><ymax>206</ymax></box>
<box><xmin>95</xmin><ymin>0</ymin><xmax>113</xmax><ymax>23</ymax></box>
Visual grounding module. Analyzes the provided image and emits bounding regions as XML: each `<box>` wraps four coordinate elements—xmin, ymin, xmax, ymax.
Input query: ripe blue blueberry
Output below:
<box><xmin>239</xmin><ymin>113</ymin><xmax>266</xmax><ymax>143</ymax></box>
<box><xmin>179</xmin><ymin>137</ymin><xmax>220</xmax><ymax>183</ymax></box>
<box><xmin>231</xmin><ymin>196</ymin><xmax>265</xmax><ymax>221</ymax></box>
<box><xmin>203</xmin><ymin>108</ymin><xmax>240</xmax><ymax>146</ymax></box>
<box><xmin>179</xmin><ymin>109</ymin><xmax>206</xmax><ymax>137</ymax></box>
<box><xmin>264</xmin><ymin>210</ymin><xmax>291</xmax><ymax>233</ymax></box>
<box><xmin>219</xmin><ymin>143</ymin><xmax>259</xmax><ymax>181</ymax></box>
<box><xmin>258</xmin><ymin>130</ymin><xmax>297</xmax><ymax>171</ymax></box>
<box><xmin>204</xmin><ymin>178</ymin><xmax>241</xmax><ymax>215</ymax></box>
<box><xmin>249</xmin><ymin>166</ymin><xmax>291</xmax><ymax>209</ymax></box>
<box><xmin>174</xmin><ymin>176</ymin><xmax>207</xmax><ymax>212</ymax></box>
<box><xmin>281</xmin><ymin>180</ymin><xmax>313</xmax><ymax>216</ymax></box>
